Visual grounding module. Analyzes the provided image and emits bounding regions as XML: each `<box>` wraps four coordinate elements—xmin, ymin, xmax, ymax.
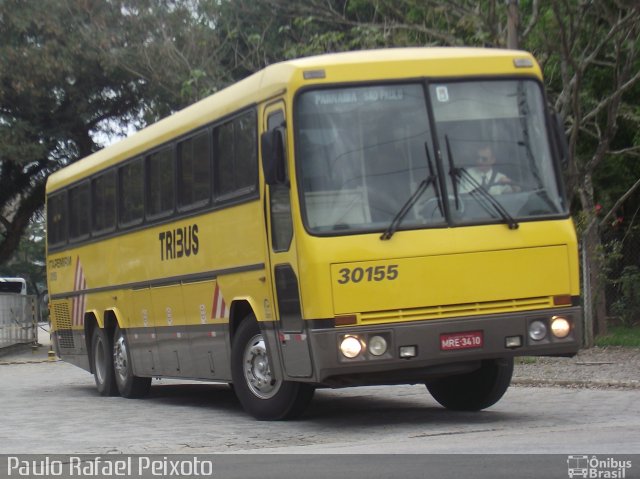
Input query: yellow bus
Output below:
<box><xmin>46</xmin><ymin>48</ymin><xmax>581</xmax><ymax>420</ymax></box>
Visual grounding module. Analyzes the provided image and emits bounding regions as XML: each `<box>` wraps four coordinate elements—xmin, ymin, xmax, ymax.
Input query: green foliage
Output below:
<box><xmin>595</xmin><ymin>325</ymin><xmax>640</xmax><ymax>348</ymax></box>
<box><xmin>0</xmin><ymin>0</ymin><xmax>151</xmax><ymax>263</ymax></box>
<box><xmin>1</xmin><ymin>217</ymin><xmax>46</xmax><ymax>295</ymax></box>
<box><xmin>0</xmin><ymin>0</ymin><xmax>639</xmax><ymax>332</ymax></box>
<box><xmin>611</xmin><ymin>266</ymin><xmax>640</xmax><ymax>327</ymax></box>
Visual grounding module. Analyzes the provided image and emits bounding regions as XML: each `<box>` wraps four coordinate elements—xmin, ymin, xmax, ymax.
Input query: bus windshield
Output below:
<box><xmin>295</xmin><ymin>79</ymin><xmax>566</xmax><ymax>235</ymax></box>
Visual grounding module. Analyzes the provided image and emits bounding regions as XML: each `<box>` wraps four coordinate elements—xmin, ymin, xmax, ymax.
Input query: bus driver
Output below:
<box><xmin>460</xmin><ymin>144</ymin><xmax>517</xmax><ymax>195</ymax></box>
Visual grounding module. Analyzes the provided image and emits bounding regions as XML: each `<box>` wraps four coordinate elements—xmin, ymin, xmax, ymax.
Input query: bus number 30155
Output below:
<box><xmin>337</xmin><ymin>265</ymin><xmax>399</xmax><ymax>284</ymax></box>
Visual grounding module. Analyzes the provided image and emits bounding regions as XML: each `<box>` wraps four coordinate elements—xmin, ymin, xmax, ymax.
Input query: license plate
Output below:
<box><xmin>440</xmin><ymin>331</ymin><xmax>484</xmax><ymax>351</ymax></box>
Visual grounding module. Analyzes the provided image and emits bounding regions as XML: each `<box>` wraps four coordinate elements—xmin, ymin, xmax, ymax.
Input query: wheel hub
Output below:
<box><xmin>243</xmin><ymin>334</ymin><xmax>281</xmax><ymax>399</ymax></box>
<box><xmin>113</xmin><ymin>335</ymin><xmax>128</xmax><ymax>382</ymax></box>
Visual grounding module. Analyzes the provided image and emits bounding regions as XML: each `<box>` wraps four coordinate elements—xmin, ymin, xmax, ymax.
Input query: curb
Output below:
<box><xmin>0</xmin><ymin>358</ymin><xmax>60</xmax><ymax>366</ymax></box>
<box><xmin>512</xmin><ymin>377</ymin><xmax>640</xmax><ymax>390</ymax></box>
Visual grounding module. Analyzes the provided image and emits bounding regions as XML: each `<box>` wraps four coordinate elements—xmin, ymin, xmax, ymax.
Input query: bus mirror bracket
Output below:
<box><xmin>261</xmin><ymin>127</ymin><xmax>287</xmax><ymax>186</ymax></box>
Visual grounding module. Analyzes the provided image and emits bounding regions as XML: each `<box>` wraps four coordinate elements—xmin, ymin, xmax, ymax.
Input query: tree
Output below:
<box><xmin>246</xmin><ymin>0</ymin><xmax>640</xmax><ymax>341</ymax></box>
<box><xmin>2</xmin><ymin>0</ymin><xmax>638</xmax><ymax>341</ymax></box>
<box><xmin>1</xmin><ymin>216</ymin><xmax>46</xmax><ymax>295</ymax></box>
<box><xmin>0</xmin><ymin>0</ymin><xmax>149</xmax><ymax>264</ymax></box>
<box><xmin>530</xmin><ymin>1</ymin><xmax>640</xmax><ymax>340</ymax></box>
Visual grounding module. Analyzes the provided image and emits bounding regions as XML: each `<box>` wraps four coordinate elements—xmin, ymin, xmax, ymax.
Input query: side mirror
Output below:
<box><xmin>261</xmin><ymin>127</ymin><xmax>287</xmax><ymax>185</ymax></box>
<box><xmin>552</xmin><ymin>112</ymin><xmax>570</xmax><ymax>168</ymax></box>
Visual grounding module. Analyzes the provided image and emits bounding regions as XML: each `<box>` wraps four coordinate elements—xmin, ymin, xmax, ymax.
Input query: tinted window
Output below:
<box><xmin>296</xmin><ymin>84</ymin><xmax>438</xmax><ymax>234</ymax></box>
<box><xmin>47</xmin><ymin>192</ymin><xmax>67</xmax><ymax>246</ymax></box>
<box><xmin>178</xmin><ymin>131</ymin><xmax>211</xmax><ymax>210</ymax></box>
<box><xmin>92</xmin><ymin>171</ymin><xmax>116</xmax><ymax>233</ymax></box>
<box><xmin>0</xmin><ymin>280</ymin><xmax>25</xmax><ymax>294</ymax></box>
<box><xmin>429</xmin><ymin>80</ymin><xmax>566</xmax><ymax>222</ymax></box>
<box><xmin>214</xmin><ymin>111</ymin><xmax>257</xmax><ymax>199</ymax></box>
<box><xmin>119</xmin><ymin>158</ymin><xmax>144</xmax><ymax>226</ymax></box>
<box><xmin>147</xmin><ymin>147</ymin><xmax>175</xmax><ymax>217</ymax></box>
<box><xmin>68</xmin><ymin>182</ymin><xmax>91</xmax><ymax>240</ymax></box>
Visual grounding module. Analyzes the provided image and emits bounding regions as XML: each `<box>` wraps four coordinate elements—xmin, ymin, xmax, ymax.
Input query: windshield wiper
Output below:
<box><xmin>445</xmin><ymin>135</ymin><xmax>519</xmax><ymax>230</ymax></box>
<box><xmin>380</xmin><ymin>144</ymin><xmax>439</xmax><ymax>241</ymax></box>
<box><xmin>455</xmin><ymin>168</ymin><xmax>519</xmax><ymax>230</ymax></box>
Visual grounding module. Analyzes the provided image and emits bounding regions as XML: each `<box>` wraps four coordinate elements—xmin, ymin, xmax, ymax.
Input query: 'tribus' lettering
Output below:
<box><xmin>159</xmin><ymin>224</ymin><xmax>199</xmax><ymax>261</ymax></box>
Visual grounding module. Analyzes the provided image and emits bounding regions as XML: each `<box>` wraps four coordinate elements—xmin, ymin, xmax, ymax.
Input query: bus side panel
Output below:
<box><xmin>128</xmin><ymin>287</ymin><xmax>160</xmax><ymax>376</ymax></box>
<box><xmin>184</xmin><ymin>279</ymin><xmax>231</xmax><ymax>381</ymax></box>
<box><xmin>150</xmin><ymin>284</ymin><xmax>193</xmax><ymax>376</ymax></box>
<box><xmin>49</xmin><ymin>298</ymin><xmax>90</xmax><ymax>372</ymax></box>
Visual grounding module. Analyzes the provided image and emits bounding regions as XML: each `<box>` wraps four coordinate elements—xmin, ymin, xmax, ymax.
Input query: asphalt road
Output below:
<box><xmin>0</xmin><ymin>357</ymin><xmax>639</xmax><ymax>456</ymax></box>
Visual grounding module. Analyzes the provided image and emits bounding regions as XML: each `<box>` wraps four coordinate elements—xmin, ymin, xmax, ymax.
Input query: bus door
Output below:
<box><xmin>263</xmin><ymin>101</ymin><xmax>313</xmax><ymax>379</ymax></box>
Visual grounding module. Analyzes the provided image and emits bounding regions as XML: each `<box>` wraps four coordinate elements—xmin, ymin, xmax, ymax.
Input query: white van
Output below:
<box><xmin>0</xmin><ymin>277</ymin><xmax>27</xmax><ymax>295</ymax></box>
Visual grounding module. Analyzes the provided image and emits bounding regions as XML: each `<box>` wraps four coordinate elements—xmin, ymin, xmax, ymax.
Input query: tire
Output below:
<box><xmin>425</xmin><ymin>358</ymin><xmax>514</xmax><ymax>411</ymax></box>
<box><xmin>113</xmin><ymin>325</ymin><xmax>151</xmax><ymax>398</ymax></box>
<box><xmin>230</xmin><ymin>317</ymin><xmax>314</xmax><ymax>420</ymax></box>
<box><xmin>91</xmin><ymin>326</ymin><xmax>118</xmax><ymax>396</ymax></box>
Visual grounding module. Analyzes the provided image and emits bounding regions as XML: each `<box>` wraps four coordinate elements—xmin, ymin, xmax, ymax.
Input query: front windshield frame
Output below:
<box><xmin>293</xmin><ymin>76</ymin><xmax>568</xmax><ymax>237</ymax></box>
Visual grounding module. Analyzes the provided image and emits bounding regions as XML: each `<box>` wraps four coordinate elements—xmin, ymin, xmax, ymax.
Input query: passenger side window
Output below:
<box><xmin>92</xmin><ymin>171</ymin><xmax>117</xmax><ymax>234</ymax></box>
<box><xmin>213</xmin><ymin>110</ymin><xmax>257</xmax><ymax>200</ymax></box>
<box><xmin>178</xmin><ymin>130</ymin><xmax>211</xmax><ymax>210</ymax></box>
<box><xmin>147</xmin><ymin>146</ymin><xmax>175</xmax><ymax>218</ymax></box>
<box><xmin>119</xmin><ymin>158</ymin><xmax>144</xmax><ymax>226</ymax></box>
<box><xmin>68</xmin><ymin>182</ymin><xmax>91</xmax><ymax>241</ymax></box>
<box><xmin>47</xmin><ymin>192</ymin><xmax>67</xmax><ymax>246</ymax></box>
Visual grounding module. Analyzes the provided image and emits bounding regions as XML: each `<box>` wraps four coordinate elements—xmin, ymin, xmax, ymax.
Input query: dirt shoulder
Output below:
<box><xmin>513</xmin><ymin>346</ymin><xmax>640</xmax><ymax>389</ymax></box>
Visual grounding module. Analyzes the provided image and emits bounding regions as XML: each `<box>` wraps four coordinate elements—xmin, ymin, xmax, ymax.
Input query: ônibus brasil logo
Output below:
<box><xmin>567</xmin><ymin>455</ymin><xmax>633</xmax><ymax>479</ymax></box>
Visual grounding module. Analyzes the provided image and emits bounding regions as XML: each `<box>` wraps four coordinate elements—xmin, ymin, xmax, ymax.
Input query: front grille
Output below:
<box><xmin>359</xmin><ymin>296</ymin><xmax>554</xmax><ymax>324</ymax></box>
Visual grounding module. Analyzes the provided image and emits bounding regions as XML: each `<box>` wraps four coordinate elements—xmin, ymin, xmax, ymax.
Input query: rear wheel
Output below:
<box><xmin>425</xmin><ymin>358</ymin><xmax>514</xmax><ymax>411</ymax></box>
<box><xmin>91</xmin><ymin>326</ymin><xmax>118</xmax><ymax>396</ymax></box>
<box><xmin>231</xmin><ymin>317</ymin><xmax>314</xmax><ymax>420</ymax></box>
<box><xmin>113</xmin><ymin>326</ymin><xmax>151</xmax><ymax>398</ymax></box>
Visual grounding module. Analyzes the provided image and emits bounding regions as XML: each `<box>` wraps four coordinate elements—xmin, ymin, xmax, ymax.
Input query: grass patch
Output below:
<box><xmin>515</xmin><ymin>356</ymin><xmax>539</xmax><ymax>365</ymax></box>
<box><xmin>595</xmin><ymin>325</ymin><xmax>640</xmax><ymax>348</ymax></box>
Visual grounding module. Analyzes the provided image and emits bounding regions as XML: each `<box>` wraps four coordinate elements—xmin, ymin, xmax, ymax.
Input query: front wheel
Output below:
<box><xmin>113</xmin><ymin>326</ymin><xmax>151</xmax><ymax>398</ymax></box>
<box><xmin>425</xmin><ymin>358</ymin><xmax>514</xmax><ymax>411</ymax></box>
<box><xmin>231</xmin><ymin>317</ymin><xmax>314</xmax><ymax>420</ymax></box>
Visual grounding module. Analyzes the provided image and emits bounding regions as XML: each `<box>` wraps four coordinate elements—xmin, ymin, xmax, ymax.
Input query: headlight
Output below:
<box><xmin>340</xmin><ymin>336</ymin><xmax>363</xmax><ymax>359</ymax></box>
<box><xmin>528</xmin><ymin>320</ymin><xmax>547</xmax><ymax>341</ymax></box>
<box><xmin>368</xmin><ymin>335</ymin><xmax>388</xmax><ymax>356</ymax></box>
<box><xmin>551</xmin><ymin>316</ymin><xmax>571</xmax><ymax>339</ymax></box>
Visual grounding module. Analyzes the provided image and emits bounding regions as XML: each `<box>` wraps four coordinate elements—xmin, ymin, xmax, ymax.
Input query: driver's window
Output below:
<box><xmin>267</xmin><ymin>110</ymin><xmax>293</xmax><ymax>252</ymax></box>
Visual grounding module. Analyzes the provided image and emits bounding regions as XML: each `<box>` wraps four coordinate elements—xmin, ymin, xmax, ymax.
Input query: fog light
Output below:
<box><xmin>340</xmin><ymin>336</ymin><xmax>363</xmax><ymax>359</ymax></box>
<box><xmin>528</xmin><ymin>320</ymin><xmax>547</xmax><ymax>341</ymax></box>
<box><xmin>399</xmin><ymin>345</ymin><xmax>417</xmax><ymax>358</ymax></box>
<box><xmin>551</xmin><ymin>316</ymin><xmax>571</xmax><ymax>339</ymax></box>
<box><xmin>505</xmin><ymin>335</ymin><xmax>522</xmax><ymax>349</ymax></box>
<box><xmin>368</xmin><ymin>335</ymin><xmax>388</xmax><ymax>356</ymax></box>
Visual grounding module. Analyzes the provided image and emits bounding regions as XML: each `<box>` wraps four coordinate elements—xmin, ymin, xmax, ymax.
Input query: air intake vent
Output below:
<box><xmin>52</xmin><ymin>301</ymin><xmax>75</xmax><ymax>349</ymax></box>
<box><xmin>360</xmin><ymin>296</ymin><xmax>554</xmax><ymax>324</ymax></box>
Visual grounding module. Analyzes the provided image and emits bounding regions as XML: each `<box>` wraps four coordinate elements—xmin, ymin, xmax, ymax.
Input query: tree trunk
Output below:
<box><xmin>583</xmin><ymin>224</ymin><xmax>608</xmax><ymax>341</ymax></box>
<box><xmin>579</xmin><ymin>173</ymin><xmax>608</xmax><ymax>343</ymax></box>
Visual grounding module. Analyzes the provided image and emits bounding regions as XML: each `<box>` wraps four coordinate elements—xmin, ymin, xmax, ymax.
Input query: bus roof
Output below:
<box><xmin>46</xmin><ymin>47</ymin><xmax>540</xmax><ymax>193</ymax></box>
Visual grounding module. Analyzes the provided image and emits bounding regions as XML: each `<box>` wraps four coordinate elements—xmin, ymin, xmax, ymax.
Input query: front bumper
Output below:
<box><xmin>306</xmin><ymin>306</ymin><xmax>581</xmax><ymax>386</ymax></box>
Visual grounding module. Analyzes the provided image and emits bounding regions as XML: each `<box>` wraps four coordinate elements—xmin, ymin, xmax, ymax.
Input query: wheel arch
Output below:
<box><xmin>228</xmin><ymin>297</ymin><xmax>285</xmax><ymax>385</ymax></box>
<box><xmin>103</xmin><ymin>308</ymin><xmax>123</xmax><ymax>331</ymax></box>
<box><xmin>84</xmin><ymin>308</ymin><xmax>123</xmax><ymax>374</ymax></box>
<box><xmin>84</xmin><ymin>312</ymin><xmax>99</xmax><ymax>374</ymax></box>
<box><xmin>228</xmin><ymin>299</ymin><xmax>256</xmax><ymax>342</ymax></box>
